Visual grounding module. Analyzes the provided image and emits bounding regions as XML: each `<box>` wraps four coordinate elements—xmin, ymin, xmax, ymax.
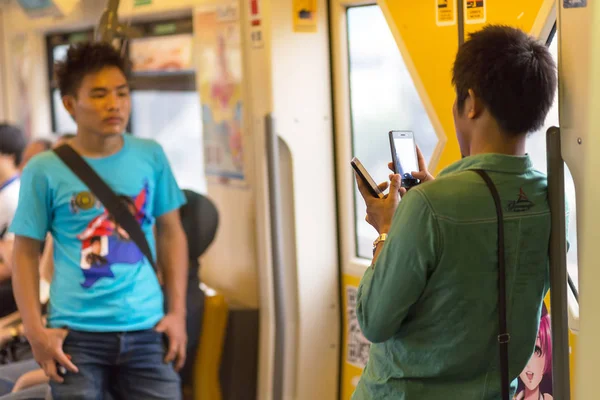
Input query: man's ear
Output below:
<box><xmin>466</xmin><ymin>89</ymin><xmax>484</xmax><ymax>119</ymax></box>
<box><xmin>62</xmin><ymin>95</ymin><xmax>76</xmax><ymax>119</ymax></box>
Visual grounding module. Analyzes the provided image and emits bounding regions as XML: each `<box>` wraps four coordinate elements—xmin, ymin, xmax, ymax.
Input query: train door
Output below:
<box><xmin>331</xmin><ymin>1</ymin><xmax>578</xmax><ymax>399</ymax></box>
<box><xmin>330</xmin><ymin>2</ymin><xmax>448</xmax><ymax>397</ymax></box>
<box><xmin>558</xmin><ymin>0</ymin><xmax>599</xmax><ymax>397</ymax></box>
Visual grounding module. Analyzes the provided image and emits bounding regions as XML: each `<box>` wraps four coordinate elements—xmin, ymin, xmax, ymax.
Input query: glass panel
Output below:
<box><xmin>526</xmin><ymin>33</ymin><xmax>579</xmax><ymax>290</ymax></box>
<box><xmin>131</xmin><ymin>91</ymin><xmax>207</xmax><ymax>194</ymax></box>
<box><xmin>347</xmin><ymin>5</ymin><xmax>439</xmax><ymax>259</ymax></box>
<box><xmin>53</xmin><ymin>44</ymin><xmax>69</xmax><ymax>63</ymax></box>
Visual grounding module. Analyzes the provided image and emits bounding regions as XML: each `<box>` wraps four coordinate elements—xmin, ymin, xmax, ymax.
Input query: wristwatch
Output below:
<box><xmin>372</xmin><ymin>233</ymin><xmax>388</xmax><ymax>256</ymax></box>
<box><xmin>8</xmin><ymin>327</ymin><xmax>18</xmax><ymax>339</ymax></box>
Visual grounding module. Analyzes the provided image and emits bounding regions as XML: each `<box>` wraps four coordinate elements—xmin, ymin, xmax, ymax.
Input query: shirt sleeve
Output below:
<box><xmin>152</xmin><ymin>144</ymin><xmax>186</xmax><ymax>218</ymax></box>
<box><xmin>9</xmin><ymin>162</ymin><xmax>52</xmax><ymax>241</ymax></box>
<box><xmin>356</xmin><ymin>189</ymin><xmax>440</xmax><ymax>343</ymax></box>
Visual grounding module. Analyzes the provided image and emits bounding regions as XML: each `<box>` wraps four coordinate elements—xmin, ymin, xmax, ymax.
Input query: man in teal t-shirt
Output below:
<box><xmin>10</xmin><ymin>42</ymin><xmax>188</xmax><ymax>399</ymax></box>
<box><xmin>353</xmin><ymin>26</ymin><xmax>558</xmax><ymax>399</ymax></box>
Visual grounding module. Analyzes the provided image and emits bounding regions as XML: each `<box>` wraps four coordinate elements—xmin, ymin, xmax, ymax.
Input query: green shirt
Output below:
<box><xmin>353</xmin><ymin>154</ymin><xmax>551</xmax><ymax>400</ymax></box>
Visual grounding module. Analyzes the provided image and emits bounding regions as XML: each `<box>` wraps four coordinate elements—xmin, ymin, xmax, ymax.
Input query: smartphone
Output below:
<box><xmin>350</xmin><ymin>157</ymin><xmax>384</xmax><ymax>199</ymax></box>
<box><xmin>389</xmin><ymin>131</ymin><xmax>420</xmax><ymax>189</ymax></box>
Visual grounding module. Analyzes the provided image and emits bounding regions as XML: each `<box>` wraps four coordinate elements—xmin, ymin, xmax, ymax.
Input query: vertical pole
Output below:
<box><xmin>546</xmin><ymin>126</ymin><xmax>571</xmax><ymax>400</ymax></box>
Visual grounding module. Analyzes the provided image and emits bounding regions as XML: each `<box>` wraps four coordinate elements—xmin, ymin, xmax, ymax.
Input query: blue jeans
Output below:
<box><xmin>50</xmin><ymin>329</ymin><xmax>181</xmax><ymax>400</ymax></box>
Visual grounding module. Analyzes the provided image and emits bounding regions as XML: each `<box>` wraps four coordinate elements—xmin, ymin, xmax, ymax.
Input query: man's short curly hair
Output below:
<box><xmin>54</xmin><ymin>41</ymin><xmax>129</xmax><ymax>97</ymax></box>
<box><xmin>452</xmin><ymin>25</ymin><xmax>557</xmax><ymax>135</ymax></box>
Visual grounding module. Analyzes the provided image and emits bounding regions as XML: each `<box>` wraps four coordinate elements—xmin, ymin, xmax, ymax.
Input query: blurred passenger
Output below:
<box><xmin>18</xmin><ymin>138</ymin><xmax>52</xmax><ymax>172</ymax></box>
<box><xmin>353</xmin><ymin>25</ymin><xmax>557</xmax><ymax>399</ymax></box>
<box><xmin>0</xmin><ymin>124</ymin><xmax>25</xmax><ymax>318</ymax></box>
<box><xmin>10</xmin><ymin>42</ymin><xmax>188</xmax><ymax>400</ymax></box>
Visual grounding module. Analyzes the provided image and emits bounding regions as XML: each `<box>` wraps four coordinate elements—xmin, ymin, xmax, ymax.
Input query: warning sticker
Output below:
<box><xmin>564</xmin><ymin>0</ymin><xmax>587</xmax><ymax>8</ymax></box>
<box><xmin>436</xmin><ymin>0</ymin><xmax>456</xmax><ymax>27</ymax></box>
<box><xmin>293</xmin><ymin>0</ymin><xmax>318</xmax><ymax>33</ymax></box>
<box><xmin>465</xmin><ymin>0</ymin><xmax>486</xmax><ymax>24</ymax></box>
<box><xmin>346</xmin><ymin>286</ymin><xmax>371</xmax><ymax>368</ymax></box>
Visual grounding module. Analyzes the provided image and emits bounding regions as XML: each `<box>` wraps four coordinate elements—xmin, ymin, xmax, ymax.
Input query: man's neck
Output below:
<box><xmin>468</xmin><ymin>124</ymin><xmax>527</xmax><ymax>157</ymax></box>
<box><xmin>71</xmin><ymin>131</ymin><xmax>124</xmax><ymax>158</ymax></box>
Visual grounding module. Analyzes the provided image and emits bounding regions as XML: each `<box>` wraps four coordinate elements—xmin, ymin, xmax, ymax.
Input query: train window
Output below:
<box><xmin>131</xmin><ymin>91</ymin><xmax>206</xmax><ymax>193</ymax></box>
<box><xmin>526</xmin><ymin>31</ymin><xmax>579</xmax><ymax>291</ymax></box>
<box><xmin>51</xmin><ymin>89</ymin><xmax>77</xmax><ymax>134</ymax></box>
<box><xmin>347</xmin><ymin>5</ymin><xmax>438</xmax><ymax>259</ymax></box>
<box><xmin>127</xmin><ymin>22</ymin><xmax>205</xmax><ymax>193</ymax></box>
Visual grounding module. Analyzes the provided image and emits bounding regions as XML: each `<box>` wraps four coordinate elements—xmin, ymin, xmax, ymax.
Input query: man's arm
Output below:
<box><xmin>156</xmin><ymin>209</ymin><xmax>188</xmax><ymax>316</ymax></box>
<box><xmin>39</xmin><ymin>235</ymin><xmax>54</xmax><ymax>283</ymax></box>
<box><xmin>356</xmin><ymin>189</ymin><xmax>440</xmax><ymax>343</ymax></box>
<box><xmin>154</xmin><ymin>209</ymin><xmax>188</xmax><ymax>371</ymax></box>
<box><xmin>0</xmin><ymin>238</ymin><xmax>14</xmax><ymax>281</ymax></box>
<box><xmin>11</xmin><ymin>236</ymin><xmax>44</xmax><ymax>337</ymax></box>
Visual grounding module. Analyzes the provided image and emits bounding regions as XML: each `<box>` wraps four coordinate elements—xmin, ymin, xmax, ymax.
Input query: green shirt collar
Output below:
<box><xmin>438</xmin><ymin>153</ymin><xmax>534</xmax><ymax>177</ymax></box>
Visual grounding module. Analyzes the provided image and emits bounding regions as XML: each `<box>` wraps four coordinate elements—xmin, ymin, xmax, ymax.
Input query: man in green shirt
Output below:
<box><xmin>353</xmin><ymin>25</ymin><xmax>557</xmax><ymax>399</ymax></box>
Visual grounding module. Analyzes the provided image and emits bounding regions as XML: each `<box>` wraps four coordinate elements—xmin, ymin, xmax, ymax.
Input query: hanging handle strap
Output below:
<box><xmin>473</xmin><ymin>169</ymin><xmax>510</xmax><ymax>400</ymax></box>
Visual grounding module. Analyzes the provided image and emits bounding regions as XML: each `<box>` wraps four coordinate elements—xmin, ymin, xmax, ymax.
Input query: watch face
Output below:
<box><xmin>373</xmin><ymin>233</ymin><xmax>387</xmax><ymax>246</ymax></box>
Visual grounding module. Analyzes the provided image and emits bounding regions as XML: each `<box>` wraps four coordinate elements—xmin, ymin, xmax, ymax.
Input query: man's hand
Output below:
<box><xmin>355</xmin><ymin>172</ymin><xmax>401</xmax><ymax>235</ymax></box>
<box><xmin>27</xmin><ymin>328</ymin><xmax>78</xmax><ymax>383</ymax></box>
<box><xmin>387</xmin><ymin>145</ymin><xmax>435</xmax><ymax>197</ymax></box>
<box><xmin>155</xmin><ymin>312</ymin><xmax>187</xmax><ymax>371</ymax></box>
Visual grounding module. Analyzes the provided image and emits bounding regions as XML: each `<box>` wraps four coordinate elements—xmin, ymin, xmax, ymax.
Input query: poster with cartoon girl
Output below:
<box><xmin>514</xmin><ymin>303</ymin><xmax>553</xmax><ymax>400</ymax></box>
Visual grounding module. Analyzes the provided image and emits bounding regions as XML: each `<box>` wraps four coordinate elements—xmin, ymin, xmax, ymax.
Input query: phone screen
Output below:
<box><xmin>393</xmin><ymin>136</ymin><xmax>418</xmax><ymax>178</ymax></box>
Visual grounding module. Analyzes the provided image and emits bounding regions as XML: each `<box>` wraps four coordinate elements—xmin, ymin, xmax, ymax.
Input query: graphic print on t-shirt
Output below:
<box><xmin>75</xmin><ymin>182</ymin><xmax>150</xmax><ymax>288</ymax></box>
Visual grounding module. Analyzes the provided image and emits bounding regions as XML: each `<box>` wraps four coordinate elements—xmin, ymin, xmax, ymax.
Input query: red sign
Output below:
<box><xmin>250</xmin><ymin>0</ymin><xmax>259</xmax><ymax>16</ymax></box>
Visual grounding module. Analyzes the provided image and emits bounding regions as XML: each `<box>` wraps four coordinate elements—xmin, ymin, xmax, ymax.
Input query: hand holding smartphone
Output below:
<box><xmin>351</xmin><ymin>157</ymin><xmax>384</xmax><ymax>199</ymax></box>
<box><xmin>389</xmin><ymin>131</ymin><xmax>420</xmax><ymax>189</ymax></box>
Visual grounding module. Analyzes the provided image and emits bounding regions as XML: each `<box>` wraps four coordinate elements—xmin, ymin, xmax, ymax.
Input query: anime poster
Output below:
<box><xmin>514</xmin><ymin>303</ymin><xmax>553</xmax><ymax>400</ymax></box>
<box><xmin>194</xmin><ymin>4</ymin><xmax>244</xmax><ymax>182</ymax></box>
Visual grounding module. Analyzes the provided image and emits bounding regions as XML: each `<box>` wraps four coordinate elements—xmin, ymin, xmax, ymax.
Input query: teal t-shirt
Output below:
<box><xmin>10</xmin><ymin>134</ymin><xmax>186</xmax><ymax>332</ymax></box>
<box><xmin>353</xmin><ymin>154</ymin><xmax>553</xmax><ymax>399</ymax></box>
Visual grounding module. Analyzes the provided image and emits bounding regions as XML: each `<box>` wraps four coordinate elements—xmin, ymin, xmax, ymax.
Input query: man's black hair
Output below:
<box><xmin>0</xmin><ymin>124</ymin><xmax>26</xmax><ymax>166</ymax></box>
<box><xmin>54</xmin><ymin>41</ymin><xmax>129</xmax><ymax>98</ymax></box>
<box><xmin>452</xmin><ymin>25</ymin><xmax>557</xmax><ymax>135</ymax></box>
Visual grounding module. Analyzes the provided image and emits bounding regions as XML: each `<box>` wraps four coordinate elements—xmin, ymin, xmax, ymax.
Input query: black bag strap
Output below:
<box><xmin>53</xmin><ymin>144</ymin><xmax>157</xmax><ymax>272</ymax></box>
<box><xmin>473</xmin><ymin>169</ymin><xmax>510</xmax><ymax>400</ymax></box>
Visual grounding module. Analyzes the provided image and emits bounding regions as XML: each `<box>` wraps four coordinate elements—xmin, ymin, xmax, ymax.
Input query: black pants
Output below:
<box><xmin>0</xmin><ymin>280</ymin><xmax>16</xmax><ymax>319</ymax></box>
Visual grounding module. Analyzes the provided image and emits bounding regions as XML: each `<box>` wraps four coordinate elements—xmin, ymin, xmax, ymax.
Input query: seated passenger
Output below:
<box><xmin>10</xmin><ymin>42</ymin><xmax>188</xmax><ymax>400</ymax></box>
<box><xmin>177</xmin><ymin>189</ymin><xmax>218</xmax><ymax>389</ymax></box>
<box><xmin>352</xmin><ymin>25</ymin><xmax>557</xmax><ymax>399</ymax></box>
<box><xmin>0</xmin><ymin>125</ymin><xmax>25</xmax><ymax>318</ymax></box>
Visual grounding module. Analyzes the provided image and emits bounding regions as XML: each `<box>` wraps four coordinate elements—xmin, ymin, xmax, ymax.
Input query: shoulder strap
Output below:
<box><xmin>473</xmin><ymin>169</ymin><xmax>510</xmax><ymax>400</ymax></box>
<box><xmin>53</xmin><ymin>144</ymin><xmax>157</xmax><ymax>272</ymax></box>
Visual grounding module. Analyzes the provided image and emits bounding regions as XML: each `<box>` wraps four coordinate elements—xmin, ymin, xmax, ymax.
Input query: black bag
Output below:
<box><xmin>473</xmin><ymin>169</ymin><xmax>510</xmax><ymax>400</ymax></box>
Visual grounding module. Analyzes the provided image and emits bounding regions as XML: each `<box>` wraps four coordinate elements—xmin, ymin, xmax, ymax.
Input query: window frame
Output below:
<box><xmin>344</xmin><ymin>4</ymin><xmax>440</xmax><ymax>260</ymax></box>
